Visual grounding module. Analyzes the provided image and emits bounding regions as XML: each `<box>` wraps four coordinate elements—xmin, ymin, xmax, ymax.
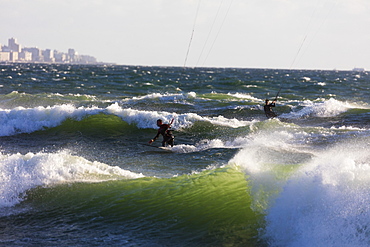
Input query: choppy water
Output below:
<box><xmin>0</xmin><ymin>64</ymin><xmax>369</xmax><ymax>246</ymax></box>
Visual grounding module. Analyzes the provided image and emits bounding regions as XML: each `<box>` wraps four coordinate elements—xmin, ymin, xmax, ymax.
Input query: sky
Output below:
<box><xmin>1</xmin><ymin>0</ymin><xmax>370</xmax><ymax>70</ymax></box>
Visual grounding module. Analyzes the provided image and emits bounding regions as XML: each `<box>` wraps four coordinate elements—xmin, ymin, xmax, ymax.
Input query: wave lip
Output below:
<box><xmin>282</xmin><ymin>98</ymin><xmax>365</xmax><ymax>119</ymax></box>
<box><xmin>0</xmin><ymin>104</ymin><xmax>103</xmax><ymax>136</ymax></box>
<box><xmin>0</xmin><ymin>151</ymin><xmax>144</xmax><ymax>208</ymax></box>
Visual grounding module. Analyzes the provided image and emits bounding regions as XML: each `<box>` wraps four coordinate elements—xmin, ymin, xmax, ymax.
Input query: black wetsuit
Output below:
<box><xmin>264</xmin><ymin>102</ymin><xmax>277</xmax><ymax>118</ymax></box>
<box><xmin>152</xmin><ymin>124</ymin><xmax>174</xmax><ymax>147</ymax></box>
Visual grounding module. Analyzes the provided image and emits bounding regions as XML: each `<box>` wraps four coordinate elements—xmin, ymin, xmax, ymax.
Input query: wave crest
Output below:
<box><xmin>0</xmin><ymin>150</ymin><xmax>144</xmax><ymax>208</ymax></box>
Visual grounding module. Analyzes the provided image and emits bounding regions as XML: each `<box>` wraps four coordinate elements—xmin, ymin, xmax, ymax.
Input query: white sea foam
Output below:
<box><xmin>106</xmin><ymin>103</ymin><xmax>197</xmax><ymax>129</ymax></box>
<box><xmin>282</xmin><ymin>98</ymin><xmax>359</xmax><ymax>119</ymax></box>
<box><xmin>263</xmin><ymin>141</ymin><xmax>370</xmax><ymax>246</ymax></box>
<box><xmin>169</xmin><ymin>137</ymin><xmax>249</xmax><ymax>153</ymax></box>
<box><xmin>301</xmin><ymin>77</ymin><xmax>311</xmax><ymax>81</ymax></box>
<box><xmin>0</xmin><ymin>150</ymin><xmax>144</xmax><ymax>208</ymax></box>
<box><xmin>228</xmin><ymin>92</ymin><xmax>262</xmax><ymax>102</ymax></box>
<box><xmin>128</xmin><ymin>92</ymin><xmax>197</xmax><ymax>102</ymax></box>
<box><xmin>330</xmin><ymin>125</ymin><xmax>367</xmax><ymax>131</ymax></box>
<box><xmin>228</xmin><ymin>128</ymin><xmax>311</xmax><ymax>211</ymax></box>
<box><xmin>126</xmin><ymin>91</ymin><xmax>260</xmax><ymax>104</ymax></box>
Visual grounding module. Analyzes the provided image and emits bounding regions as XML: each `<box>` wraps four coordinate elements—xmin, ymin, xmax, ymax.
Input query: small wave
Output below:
<box><xmin>228</xmin><ymin>92</ymin><xmax>262</xmax><ymax>102</ymax></box>
<box><xmin>282</xmin><ymin>98</ymin><xmax>361</xmax><ymax>119</ymax></box>
<box><xmin>300</xmin><ymin>77</ymin><xmax>311</xmax><ymax>81</ymax></box>
<box><xmin>128</xmin><ymin>92</ymin><xmax>197</xmax><ymax>102</ymax></box>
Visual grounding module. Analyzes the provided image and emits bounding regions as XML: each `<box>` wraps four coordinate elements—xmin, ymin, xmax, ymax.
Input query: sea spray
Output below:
<box><xmin>281</xmin><ymin>98</ymin><xmax>361</xmax><ymax>119</ymax></box>
<box><xmin>228</xmin><ymin>124</ymin><xmax>314</xmax><ymax>213</ymax></box>
<box><xmin>263</xmin><ymin>140</ymin><xmax>370</xmax><ymax>246</ymax></box>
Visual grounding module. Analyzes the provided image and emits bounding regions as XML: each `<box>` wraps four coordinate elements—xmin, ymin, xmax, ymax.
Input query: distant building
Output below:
<box><xmin>19</xmin><ymin>51</ymin><xmax>32</xmax><ymax>61</ymax></box>
<box><xmin>68</xmin><ymin>48</ymin><xmax>77</xmax><ymax>62</ymax></box>
<box><xmin>54</xmin><ymin>50</ymin><xmax>67</xmax><ymax>63</ymax></box>
<box><xmin>43</xmin><ymin>49</ymin><xmax>55</xmax><ymax>62</ymax></box>
<box><xmin>0</xmin><ymin>52</ymin><xmax>10</xmax><ymax>61</ymax></box>
<box><xmin>78</xmin><ymin>55</ymin><xmax>97</xmax><ymax>64</ymax></box>
<box><xmin>1</xmin><ymin>45</ymin><xmax>10</xmax><ymax>52</ymax></box>
<box><xmin>22</xmin><ymin>47</ymin><xmax>43</xmax><ymax>62</ymax></box>
<box><xmin>0</xmin><ymin>37</ymin><xmax>100</xmax><ymax>64</ymax></box>
<box><xmin>9</xmin><ymin>52</ymin><xmax>18</xmax><ymax>62</ymax></box>
<box><xmin>8</xmin><ymin>38</ymin><xmax>21</xmax><ymax>52</ymax></box>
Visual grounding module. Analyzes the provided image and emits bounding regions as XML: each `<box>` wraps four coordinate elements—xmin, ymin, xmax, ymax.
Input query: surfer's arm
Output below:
<box><xmin>149</xmin><ymin>131</ymin><xmax>160</xmax><ymax>144</ymax></box>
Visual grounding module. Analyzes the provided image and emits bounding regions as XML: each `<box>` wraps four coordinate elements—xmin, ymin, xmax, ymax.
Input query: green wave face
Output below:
<box><xmin>46</xmin><ymin>114</ymin><xmax>139</xmax><ymax>137</ymax></box>
<box><xmin>19</xmin><ymin>167</ymin><xmax>264</xmax><ymax>246</ymax></box>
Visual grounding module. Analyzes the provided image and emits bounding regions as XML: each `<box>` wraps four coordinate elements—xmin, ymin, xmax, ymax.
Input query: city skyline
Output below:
<box><xmin>0</xmin><ymin>37</ymin><xmax>99</xmax><ymax>64</ymax></box>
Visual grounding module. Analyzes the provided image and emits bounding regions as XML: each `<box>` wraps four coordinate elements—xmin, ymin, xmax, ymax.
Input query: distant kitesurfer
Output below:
<box><xmin>264</xmin><ymin>99</ymin><xmax>277</xmax><ymax>118</ymax></box>
<box><xmin>148</xmin><ymin>119</ymin><xmax>174</xmax><ymax>147</ymax></box>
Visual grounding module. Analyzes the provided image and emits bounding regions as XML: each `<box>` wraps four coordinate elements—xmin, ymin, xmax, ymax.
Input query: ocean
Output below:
<box><xmin>0</xmin><ymin>63</ymin><xmax>369</xmax><ymax>246</ymax></box>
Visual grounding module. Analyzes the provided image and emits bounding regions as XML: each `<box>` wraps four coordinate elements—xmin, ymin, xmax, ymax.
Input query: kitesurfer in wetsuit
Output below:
<box><xmin>264</xmin><ymin>99</ymin><xmax>277</xmax><ymax>118</ymax></box>
<box><xmin>148</xmin><ymin>119</ymin><xmax>174</xmax><ymax>147</ymax></box>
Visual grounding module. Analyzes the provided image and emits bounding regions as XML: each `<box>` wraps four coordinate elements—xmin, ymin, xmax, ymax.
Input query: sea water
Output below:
<box><xmin>0</xmin><ymin>64</ymin><xmax>369</xmax><ymax>246</ymax></box>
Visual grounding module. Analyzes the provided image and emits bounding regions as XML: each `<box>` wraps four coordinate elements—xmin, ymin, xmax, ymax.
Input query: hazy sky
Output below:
<box><xmin>1</xmin><ymin>0</ymin><xmax>370</xmax><ymax>70</ymax></box>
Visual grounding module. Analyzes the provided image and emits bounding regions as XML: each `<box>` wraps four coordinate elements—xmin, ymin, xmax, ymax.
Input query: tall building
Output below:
<box><xmin>54</xmin><ymin>50</ymin><xmax>67</xmax><ymax>63</ymax></box>
<box><xmin>9</xmin><ymin>52</ymin><xmax>18</xmax><ymax>62</ymax></box>
<box><xmin>19</xmin><ymin>51</ymin><xmax>32</xmax><ymax>61</ymax></box>
<box><xmin>8</xmin><ymin>38</ymin><xmax>21</xmax><ymax>52</ymax></box>
<box><xmin>0</xmin><ymin>52</ymin><xmax>10</xmax><ymax>61</ymax></box>
<box><xmin>23</xmin><ymin>47</ymin><xmax>43</xmax><ymax>62</ymax></box>
<box><xmin>43</xmin><ymin>49</ymin><xmax>54</xmax><ymax>62</ymax></box>
<box><xmin>68</xmin><ymin>48</ymin><xmax>77</xmax><ymax>62</ymax></box>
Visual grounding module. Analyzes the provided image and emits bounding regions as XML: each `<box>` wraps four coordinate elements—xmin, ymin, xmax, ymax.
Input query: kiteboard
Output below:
<box><xmin>140</xmin><ymin>143</ymin><xmax>173</xmax><ymax>152</ymax></box>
